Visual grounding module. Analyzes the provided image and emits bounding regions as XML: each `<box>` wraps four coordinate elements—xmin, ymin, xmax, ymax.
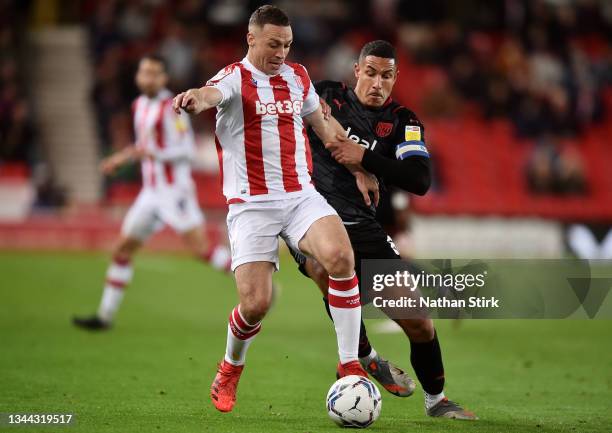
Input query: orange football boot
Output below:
<box><xmin>210</xmin><ymin>360</ymin><xmax>244</xmax><ymax>412</ymax></box>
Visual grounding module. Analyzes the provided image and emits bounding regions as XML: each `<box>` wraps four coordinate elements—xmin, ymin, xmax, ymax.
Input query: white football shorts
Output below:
<box><xmin>226</xmin><ymin>190</ymin><xmax>337</xmax><ymax>271</ymax></box>
<box><xmin>121</xmin><ymin>187</ymin><xmax>204</xmax><ymax>241</ymax></box>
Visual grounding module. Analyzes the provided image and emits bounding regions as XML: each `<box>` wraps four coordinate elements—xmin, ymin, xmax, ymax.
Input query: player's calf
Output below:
<box><xmin>211</xmin><ymin>262</ymin><xmax>271</xmax><ymax>412</ymax></box>
<box><xmin>303</xmin><ymin>256</ymin><xmax>329</xmax><ymax>296</ymax></box>
<box><xmin>396</xmin><ymin>318</ymin><xmax>435</xmax><ymax>343</ymax></box>
<box><xmin>235</xmin><ymin>281</ymin><xmax>274</xmax><ymax>324</ymax></box>
<box><xmin>73</xmin><ymin>249</ymin><xmax>136</xmax><ymax>330</ymax></box>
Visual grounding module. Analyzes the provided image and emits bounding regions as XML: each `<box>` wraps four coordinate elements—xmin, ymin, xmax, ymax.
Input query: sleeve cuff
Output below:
<box><xmin>361</xmin><ymin>149</ymin><xmax>381</xmax><ymax>174</ymax></box>
<box><xmin>300</xmin><ymin>100</ymin><xmax>320</xmax><ymax>118</ymax></box>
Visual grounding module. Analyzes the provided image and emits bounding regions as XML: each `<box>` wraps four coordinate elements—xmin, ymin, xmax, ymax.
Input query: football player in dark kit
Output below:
<box><xmin>293</xmin><ymin>40</ymin><xmax>477</xmax><ymax>419</ymax></box>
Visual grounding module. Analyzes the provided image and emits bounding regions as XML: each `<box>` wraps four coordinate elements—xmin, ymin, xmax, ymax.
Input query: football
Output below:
<box><xmin>326</xmin><ymin>375</ymin><xmax>382</xmax><ymax>428</ymax></box>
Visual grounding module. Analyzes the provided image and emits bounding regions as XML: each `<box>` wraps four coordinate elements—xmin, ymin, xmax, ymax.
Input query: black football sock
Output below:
<box><xmin>323</xmin><ymin>297</ymin><xmax>373</xmax><ymax>359</ymax></box>
<box><xmin>409</xmin><ymin>329</ymin><xmax>445</xmax><ymax>395</ymax></box>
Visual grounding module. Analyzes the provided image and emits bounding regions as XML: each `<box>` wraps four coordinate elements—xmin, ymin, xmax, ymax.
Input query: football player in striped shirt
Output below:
<box><xmin>73</xmin><ymin>55</ymin><xmax>231</xmax><ymax>331</ymax></box>
<box><xmin>174</xmin><ymin>6</ymin><xmax>380</xmax><ymax>412</ymax></box>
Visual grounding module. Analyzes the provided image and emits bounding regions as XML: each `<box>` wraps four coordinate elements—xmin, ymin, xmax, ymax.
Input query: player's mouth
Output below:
<box><xmin>368</xmin><ymin>92</ymin><xmax>383</xmax><ymax>99</ymax></box>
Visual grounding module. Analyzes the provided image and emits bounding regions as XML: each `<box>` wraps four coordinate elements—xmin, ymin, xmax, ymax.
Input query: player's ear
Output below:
<box><xmin>353</xmin><ymin>62</ymin><xmax>360</xmax><ymax>79</ymax></box>
<box><xmin>246</xmin><ymin>30</ymin><xmax>255</xmax><ymax>48</ymax></box>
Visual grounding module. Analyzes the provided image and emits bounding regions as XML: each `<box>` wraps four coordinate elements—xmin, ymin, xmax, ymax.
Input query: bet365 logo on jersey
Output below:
<box><xmin>256</xmin><ymin>100</ymin><xmax>303</xmax><ymax>115</ymax></box>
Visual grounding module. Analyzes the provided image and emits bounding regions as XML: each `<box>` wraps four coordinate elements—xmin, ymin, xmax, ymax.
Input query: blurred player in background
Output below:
<box><xmin>292</xmin><ymin>41</ymin><xmax>477</xmax><ymax>419</ymax></box>
<box><xmin>173</xmin><ymin>5</ymin><xmax>380</xmax><ymax>413</ymax></box>
<box><xmin>73</xmin><ymin>55</ymin><xmax>231</xmax><ymax>331</ymax></box>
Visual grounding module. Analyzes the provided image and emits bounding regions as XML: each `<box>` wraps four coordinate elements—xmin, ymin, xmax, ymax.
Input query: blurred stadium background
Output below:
<box><xmin>1</xmin><ymin>0</ymin><xmax>612</xmax><ymax>257</ymax></box>
<box><xmin>2</xmin><ymin>2</ymin><xmax>612</xmax><ymax>432</ymax></box>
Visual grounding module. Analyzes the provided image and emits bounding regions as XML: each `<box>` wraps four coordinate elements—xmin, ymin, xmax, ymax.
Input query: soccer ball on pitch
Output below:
<box><xmin>326</xmin><ymin>375</ymin><xmax>382</xmax><ymax>428</ymax></box>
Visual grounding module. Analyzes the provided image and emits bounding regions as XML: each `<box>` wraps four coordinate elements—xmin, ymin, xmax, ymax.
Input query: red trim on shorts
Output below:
<box><xmin>329</xmin><ymin>274</ymin><xmax>359</xmax><ymax>291</ymax></box>
<box><xmin>269</xmin><ymin>74</ymin><xmax>301</xmax><ymax>193</ymax></box>
<box><xmin>238</xmin><ymin>64</ymin><xmax>268</xmax><ymax>195</ymax></box>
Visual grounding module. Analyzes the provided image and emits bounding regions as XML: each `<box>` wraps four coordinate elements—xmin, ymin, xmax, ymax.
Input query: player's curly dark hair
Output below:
<box><xmin>359</xmin><ymin>40</ymin><xmax>396</xmax><ymax>62</ymax></box>
<box><xmin>248</xmin><ymin>5</ymin><xmax>290</xmax><ymax>28</ymax></box>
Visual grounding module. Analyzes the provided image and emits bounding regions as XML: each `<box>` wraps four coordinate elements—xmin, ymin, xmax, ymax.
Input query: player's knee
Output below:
<box><xmin>113</xmin><ymin>238</ymin><xmax>140</xmax><ymax>261</ymax></box>
<box><xmin>322</xmin><ymin>245</ymin><xmax>354</xmax><ymax>277</ymax></box>
<box><xmin>399</xmin><ymin>318</ymin><xmax>434</xmax><ymax>342</ymax></box>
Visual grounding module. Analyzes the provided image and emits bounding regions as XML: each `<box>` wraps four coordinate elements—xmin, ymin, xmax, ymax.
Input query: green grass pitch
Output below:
<box><xmin>1</xmin><ymin>251</ymin><xmax>611</xmax><ymax>432</ymax></box>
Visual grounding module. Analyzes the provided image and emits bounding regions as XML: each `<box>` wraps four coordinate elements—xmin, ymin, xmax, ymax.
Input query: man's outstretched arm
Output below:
<box><xmin>99</xmin><ymin>146</ymin><xmax>148</xmax><ymax>176</ymax></box>
<box><xmin>172</xmin><ymin>87</ymin><xmax>224</xmax><ymax>115</ymax></box>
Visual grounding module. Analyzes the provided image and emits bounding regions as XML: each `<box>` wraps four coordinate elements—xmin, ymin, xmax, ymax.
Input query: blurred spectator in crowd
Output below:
<box><xmin>0</xmin><ymin>4</ymin><xmax>36</xmax><ymax>166</ymax></box>
<box><xmin>82</xmin><ymin>0</ymin><xmax>611</xmax><ymax>203</ymax></box>
<box><xmin>526</xmin><ymin>134</ymin><xmax>586</xmax><ymax>195</ymax></box>
<box><xmin>0</xmin><ymin>74</ymin><xmax>35</xmax><ymax>163</ymax></box>
<box><xmin>32</xmin><ymin>163</ymin><xmax>67</xmax><ymax>209</ymax></box>
<box><xmin>397</xmin><ymin>0</ymin><xmax>610</xmax><ymax>140</ymax></box>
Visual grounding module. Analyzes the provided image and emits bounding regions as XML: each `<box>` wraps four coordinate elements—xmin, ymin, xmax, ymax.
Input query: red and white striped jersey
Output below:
<box><xmin>205</xmin><ymin>57</ymin><xmax>320</xmax><ymax>203</ymax></box>
<box><xmin>132</xmin><ymin>89</ymin><xmax>195</xmax><ymax>191</ymax></box>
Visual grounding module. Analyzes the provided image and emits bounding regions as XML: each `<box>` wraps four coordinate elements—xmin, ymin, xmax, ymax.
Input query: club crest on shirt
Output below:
<box><xmin>376</xmin><ymin>121</ymin><xmax>393</xmax><ymax>138</ymax></box>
